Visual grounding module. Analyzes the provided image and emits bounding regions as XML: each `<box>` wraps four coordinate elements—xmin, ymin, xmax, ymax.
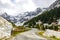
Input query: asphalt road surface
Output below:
<box><xmin>14</xmin><ymin>28</ymin><xmax>47</xmax><ymax>40</ymax></box>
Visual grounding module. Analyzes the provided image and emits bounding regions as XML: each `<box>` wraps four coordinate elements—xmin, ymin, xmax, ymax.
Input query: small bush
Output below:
<box><xmin>38</xmin><ymin>31</ymin><xmax>44</xmax><ymax>35</ymax></box>
<box><xmin>50</xmin><ymin>36</ymin><xmax>56</xmax><ymax>38</ymax></box>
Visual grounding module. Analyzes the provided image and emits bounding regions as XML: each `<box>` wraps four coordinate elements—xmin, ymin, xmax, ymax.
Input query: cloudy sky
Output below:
<box><xmin>0</xmin><ymin>0</ymin><xmax>56</xmax><ymax>16</ymax></box>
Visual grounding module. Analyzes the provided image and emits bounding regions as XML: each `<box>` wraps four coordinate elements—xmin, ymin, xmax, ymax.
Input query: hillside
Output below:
<box><xmin>24</xmin><ymin>7</ymin><xmax>60</xmax><ymax>27</ymax></box>
<box><xmin>1</xmin><ymin>8</ymin><xmax>42</xmax><ymax>26</ymax></box>
<box><xmin>48</xmin><ymin>0</ymin><xmax>60</xmax><ymax>9</ymax></box>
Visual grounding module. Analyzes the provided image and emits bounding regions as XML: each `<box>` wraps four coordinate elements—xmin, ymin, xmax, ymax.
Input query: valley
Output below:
<box><xmin>0</xmin><ymin>0</ymin><xmax>60</xmax><ymax>40</ymax></box>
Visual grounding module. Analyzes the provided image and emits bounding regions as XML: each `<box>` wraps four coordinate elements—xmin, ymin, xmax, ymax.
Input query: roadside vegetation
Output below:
<box><xmin>38</xmin><ymin>31</ymin><xmax>60</xmax><ymax>40</ymax></box>
<box><xmin>11</xmin><ymin>26</ymin><xmax>31</xmax><ymax>36</ymax></box>
<box><xmin>11</xmin><ymin>22</ymin><xmax>31</xmax><ymax>36</ymax></box>
<box><xmin>24</xmin><ymin>7</ymin><xmax>60</xmax><ymax>28</ymax></box>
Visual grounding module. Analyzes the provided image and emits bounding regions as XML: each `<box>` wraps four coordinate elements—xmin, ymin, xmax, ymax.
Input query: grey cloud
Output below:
<box><xmin>0</xmin><ymin>0</ymin><xmax>56</xmax><ymax>16</ymax></box>
<box><xmin>0</xmin><ymin>1</ymin><xmax>11</xmax><ymax>8</ymax></box>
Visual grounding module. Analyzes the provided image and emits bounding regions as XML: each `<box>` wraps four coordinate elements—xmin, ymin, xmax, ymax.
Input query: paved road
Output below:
<box><xmin>14</xmin><ymin>28</ymin><xmax>47</xmax><ymax>40</ymax></box>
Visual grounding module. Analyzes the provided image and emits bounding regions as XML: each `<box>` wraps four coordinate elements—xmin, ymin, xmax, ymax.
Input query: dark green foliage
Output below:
<box><xmin>24</xmin><ymin>7</ymin><xmax>60</xmax><ymax>28</ymax></box>
<box><xmin>36</xmin><ymin>24</ymin><xmax>40</xmax><ymax>29</ymax></box>
<box><xmin>48</xmin><ymin>26</ymin><xmax>53</xmax><ymax>30</ymax></box>
<box><xmin>45</xmin><ymin>26</ymin><xmax>48</xmax><ymax>29</ymax></box>
<box><xmin>41</xmin><ymin>26</ymin><xmax>45</xmax><ymax>30</ymax></box>
<box><xmin>54</xmin><ymin>26</ymin><xmax>58</xmax><ymax>31</ymax></box>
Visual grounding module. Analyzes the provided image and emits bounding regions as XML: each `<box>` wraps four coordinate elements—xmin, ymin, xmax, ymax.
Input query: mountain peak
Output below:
<box><xmin>0</xmin><ymin>7</ymin><xmax>42</xmax><ymax>26</ymax></box>
<box><xmin>49</xmin><ymin>0</ymin><xmax>60</xmax><ymax>9</ymax></box>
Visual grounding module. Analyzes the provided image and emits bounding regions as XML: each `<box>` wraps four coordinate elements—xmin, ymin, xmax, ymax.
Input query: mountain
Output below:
<box><xmin>24</xmin><ymin>7</ymin><xmax>60</xmax><ymax>27</ymax></box>
<box><xmin>24</xmin><ymin>0</ymin><xmax>60</xmax><ymax>27</ymax></box>
<box><xmin>48</xmin><ymin>0</ymin><xmax>60</xmax><ymax>10</ymax></box>
<box><xmin>0</xmin><ymin>16</ymin><xmax>13</xmax><ymax>39</ymax></box>
<box><xmin>1</xmin><ymin>8</ymin><xmax>45</xmax><ymax>26</ymax></box>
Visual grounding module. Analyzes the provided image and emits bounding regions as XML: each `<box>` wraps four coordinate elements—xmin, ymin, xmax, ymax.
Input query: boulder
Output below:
<box><xmin>43</xmin><ymin>29</ymin><xmax>60</xmax><ymax>38</ymax></box>
<box><xmin>0</xmin><ymin>16</ymin><xmax>13</xmax><ymax>39</ymax></box>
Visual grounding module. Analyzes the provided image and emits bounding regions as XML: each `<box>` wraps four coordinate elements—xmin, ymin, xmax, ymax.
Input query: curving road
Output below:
<box><xmin>14</xmin><ymin>28</ymin><xmax>47</xmax><ymax>40</ymax></box>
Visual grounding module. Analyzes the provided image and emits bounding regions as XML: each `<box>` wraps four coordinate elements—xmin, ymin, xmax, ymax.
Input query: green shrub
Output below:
<box><xmin>38</xmin><ymin>31</ymin><xmax>44</xmax><ymax>35</ymax></box>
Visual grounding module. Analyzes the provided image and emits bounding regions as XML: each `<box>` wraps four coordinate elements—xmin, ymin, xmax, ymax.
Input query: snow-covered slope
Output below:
<box><xmin>1</xmin><ymin>8</ymin><xmax>44</xmax><ymax>26</ymax></box>
<box><xmin>48</xmin><ymin>0</ymin><xmax>60</xmax><ymax>10</ymax></box>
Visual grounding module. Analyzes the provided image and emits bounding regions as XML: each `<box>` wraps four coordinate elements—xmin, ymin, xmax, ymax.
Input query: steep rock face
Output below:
<box><xmin>49</xmin><ymin>0</ymin><xmax>60</xmax><ymax>9</ymax></box>
<box><xmin>0</xmin><ymin>16</ymin><xmax>13</xmax><ymax>39</ymax></box>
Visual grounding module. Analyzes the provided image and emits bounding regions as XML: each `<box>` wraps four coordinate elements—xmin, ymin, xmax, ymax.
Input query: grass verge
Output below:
<box><xmin>11</xmin><ymin>27</ymin><xmax>31</xmax><ymax>36</ymax></box>
<box><xmin>38</xmin><ymin>31</ymin><xmax>60</xmax><ymax>40</ymax></box>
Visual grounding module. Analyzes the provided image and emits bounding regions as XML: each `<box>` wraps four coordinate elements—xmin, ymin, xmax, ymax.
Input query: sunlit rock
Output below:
<box><xmin>43</xmin><ymin>29</ymin><xmax>60</xmax><ymax>38</ymax></box>
<box><xmin>0</xmin><ymin>16</ymin><xmax>13</xmax><ymax>39</ymax></box>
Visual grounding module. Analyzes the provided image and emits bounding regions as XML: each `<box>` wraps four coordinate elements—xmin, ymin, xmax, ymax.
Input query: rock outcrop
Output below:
<box><xmin>43</xmin><ymin>29</ymin><xmax>60</xmax><ymax>38</ymax></box>
<box><xmin>0</xmin><ymin>16</ymin><xmax>13</xmax><ymax>39</ymax></box>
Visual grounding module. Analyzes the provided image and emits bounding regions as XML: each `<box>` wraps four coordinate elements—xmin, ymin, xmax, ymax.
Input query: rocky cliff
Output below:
<box><xmin>0</xmin><ymin>16</ymin><xmax>13</xmax><ymax>39</ymax></box>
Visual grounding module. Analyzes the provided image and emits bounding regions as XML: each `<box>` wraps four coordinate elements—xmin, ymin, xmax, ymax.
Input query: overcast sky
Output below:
<box><xmin>0</xmin><ymin>0</ymin><xmax>56</xmax><ymax>16</ymax></box>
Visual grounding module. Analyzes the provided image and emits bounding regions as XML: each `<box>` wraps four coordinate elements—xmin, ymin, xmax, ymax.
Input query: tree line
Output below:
<box><xmin>24</xmin><ymin>7</ymin><xmax>60</xmax><ymax>27</ymax></box>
